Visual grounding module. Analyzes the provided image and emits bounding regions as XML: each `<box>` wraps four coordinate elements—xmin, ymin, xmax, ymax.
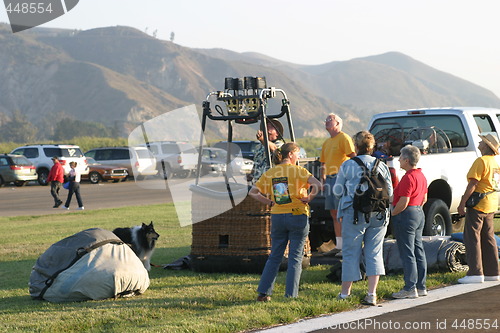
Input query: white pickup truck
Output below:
<box><xmin>368</xmin><ymin>107</ymin><xmax>500</xmax><ymax>236</ymax></box>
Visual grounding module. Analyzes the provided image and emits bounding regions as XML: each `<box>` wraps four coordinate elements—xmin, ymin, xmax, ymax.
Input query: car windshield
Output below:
<box><xmin>11</xmin><ymin>156</ymin><xmax>32</xmax><ymax>166</ymax></box>
<box><xmin>239</xmin><ymin>142</ymin><xmax>258</xmax><ymax>152</ymax></box>
<box><xmin>370</xmin><ymin>115</ymin><xmax>468</xmax><ymax>155</ymax></box>
<box><xmin>203</xmin><ymin>149</ymin><xmax>227</xmax><ymax>161</ymax></box>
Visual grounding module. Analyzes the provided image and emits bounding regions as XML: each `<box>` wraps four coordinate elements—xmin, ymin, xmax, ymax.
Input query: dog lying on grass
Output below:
<box><xmin>113</xmin><ymin>222</ymin><xmax>160</xmax><ymax>271</ymax></box>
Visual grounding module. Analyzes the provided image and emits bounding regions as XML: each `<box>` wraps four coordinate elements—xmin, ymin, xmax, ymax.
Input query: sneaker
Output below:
<box><xmin>322</xmin><ymin>248</ymin><xmax>342</xmax><ymax>257</ymax></box>
<box><xmin>77</xmin><ymin>207</ymin><xmax>85</xmax><ymax>210</ymax></box>
<box><xmin>256</xmin><ymin>295</ymin><xmax>271</xmax><ymax>302</ymax></box>
<box><xmin>61</xmin><ymin>206</ymin><xmax>69</xmax><ymax>210</ymax></box>
<box><xmin>392</xmin><ymin>289</ymin><xmax>418</xmax><ymax>299</ymax></box>
<box><xmin>336</xmin><ymin>293</ymin><xmax>350</xmax><ymax>300</ymax></box>
<box><xmin>484</xmin><ymin>276</ymin><xmax>500</xmax><ymax>281</ymax></box>
<box><xmin>458</xmin><ymin>275</ymin><xmax>484</xmax><ymax>284</ymax></box>
<box><xmin>417</xmin><ymin>289</ymin><xmax>428</xmax><ymax>296</ymax></box>
<box><xmin>362</xmin><ymin>294</ymin><xmax>377</xmax><ymax>306</ymax></box>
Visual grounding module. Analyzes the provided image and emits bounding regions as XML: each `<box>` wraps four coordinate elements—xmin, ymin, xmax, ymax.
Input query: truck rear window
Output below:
<box><xmin>370</xmin><ymin>115</ymin><xmax>467</xmax><ymax>155</ymax></box>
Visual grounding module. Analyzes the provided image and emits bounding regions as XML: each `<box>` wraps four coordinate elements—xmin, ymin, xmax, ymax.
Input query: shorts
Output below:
<box><xmin>325</xmin><ymin>174</ymin><xmax>339</xmax><ymax>210</ymax></box>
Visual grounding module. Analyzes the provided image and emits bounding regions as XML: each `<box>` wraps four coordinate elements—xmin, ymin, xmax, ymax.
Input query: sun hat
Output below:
<box><xmin>479</xmin><ymin>133</ymin><xmax>500</xmax><ymax>155</ymax></box>
<box><xmin>266</xmin><ymin>118</ymin><xmax>284</xmax><ymax>136</ymax></box>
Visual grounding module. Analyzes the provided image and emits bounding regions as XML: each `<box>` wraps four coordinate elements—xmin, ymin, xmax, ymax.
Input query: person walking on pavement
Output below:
<box><xmin>391</xmin><ymin>145</ymin><xmax>428</xmax><ymax>299</ymax></box>
<box><xmin>334</xmin><ymin>131</ymin><xmax>393</xmax><ymax>306</ymax></box>
<box><xmin>320</xmin><ymin>113</ymin><xmax>356</xmax><ymax>255</ymax></box>
<box><xmin>457</xmin><ymin>134</ymin><xmax>500</xmax><ymax>283</ymax></box>
<box><xmin>62</xmin><ymin>161</ymin><xmax>84</xmax><ymax>210</ymax></box>
<box><xmin>250</xmin><ymin>143</ymin><xmax>321</xmax><ymax>301</ymax></box>
<box><xmin>47</xmin><ymin>156</ymin><xmax>64</xmax><ymax>208</ymax></box>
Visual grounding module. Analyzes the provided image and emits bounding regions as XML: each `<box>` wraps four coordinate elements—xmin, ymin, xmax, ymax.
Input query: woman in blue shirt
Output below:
<box><xmin>333</xmin><ymin>131</ymin><xmax>393</xmax><ymax>306</ymax></box>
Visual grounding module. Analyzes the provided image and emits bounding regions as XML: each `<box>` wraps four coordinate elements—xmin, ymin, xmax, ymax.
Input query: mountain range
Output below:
<box><xmin>1</xmin><ymin>23</ymin><xmax>499</xmax><ymax>140</ymax></box>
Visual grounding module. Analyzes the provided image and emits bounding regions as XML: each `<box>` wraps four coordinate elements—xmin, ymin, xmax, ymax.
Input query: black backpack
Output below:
<box><xmin>352</xmin><ymin>157</ymin><xmax>390</xmax><ymax>223</ymax></box>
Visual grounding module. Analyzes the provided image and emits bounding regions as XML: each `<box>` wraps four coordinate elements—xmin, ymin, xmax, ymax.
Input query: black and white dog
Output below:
<box><xmin>113</xmin><ymin>222</ymin><xmax>160</xmax><ymax>271</ymax></box>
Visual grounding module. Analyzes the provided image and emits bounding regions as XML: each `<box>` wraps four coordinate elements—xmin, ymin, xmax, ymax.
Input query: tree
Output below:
<box><xmin>170</xmin><ymin>31</ymin><xmax>175</xmax><ymax>43</ymax></box>
<box><xmin>52</xmin><ymin>118</ymin><xmax>113</xmax><ymax>140</ymax></box>
<box><xmin>0</xmin><ymin>110</ymin><xmax>38</xmax><ymax>142</ymax></box>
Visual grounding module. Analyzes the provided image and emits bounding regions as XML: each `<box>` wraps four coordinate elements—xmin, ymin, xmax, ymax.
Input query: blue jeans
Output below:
<box><xmin>393</xmin><ymin>206</ymin><xmax>427</xmax><ymax>291</ymax></box>
<box><xmin>257</xmin><ymin>213</ymin><xmax>309</xmax><ymax>298</ymax></box>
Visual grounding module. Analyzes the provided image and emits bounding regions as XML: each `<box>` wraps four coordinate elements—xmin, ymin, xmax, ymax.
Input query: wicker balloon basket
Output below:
<box><xmin>190</xmin><ymin>182</ymin><xmax>311</xmax><ymax>273</ymax></box>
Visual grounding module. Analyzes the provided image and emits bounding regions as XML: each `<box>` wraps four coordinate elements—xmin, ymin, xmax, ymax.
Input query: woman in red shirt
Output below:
<box><xmin>391</xmin><ymin>145</ymin><xmax>428</xmax><ymax>299</ymax></box>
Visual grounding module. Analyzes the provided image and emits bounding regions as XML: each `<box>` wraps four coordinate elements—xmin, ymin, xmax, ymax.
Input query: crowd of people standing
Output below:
<box><xmin>249</xmin><ymin>113</ymin><xmax>500</xmax><ymax>306</ymax></box>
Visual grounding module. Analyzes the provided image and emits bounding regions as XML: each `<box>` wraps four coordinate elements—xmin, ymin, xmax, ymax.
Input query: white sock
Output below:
<box><xmin>336</xmin><ymin>237</ymin><xmax>342</xmax><ymax>250</ymax></box>
<box><xmin>367</xmin><ymin>292</ymin><xmax>376</xmax><ymax>296</ymax></box>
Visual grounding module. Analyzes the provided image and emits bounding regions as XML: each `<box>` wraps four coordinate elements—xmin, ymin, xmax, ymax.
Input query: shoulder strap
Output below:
<box><xmin>371</xmin><ymin>158</ymin><xmax>381</xmax><ymax>176</ymax></box>
<box><xmin>36</xmin><ymin>239</ymin><xmax>124</xmax><ymax>300</ymax></box>
<box><xmin>352</xmin><ymin>157</ymin><xmax>367</xmax><ymax>224</ymax></box>
<box><xmin>351</xmin><ymin>156</ymin><xmax>368</xmax><ymax>174</ymax></box>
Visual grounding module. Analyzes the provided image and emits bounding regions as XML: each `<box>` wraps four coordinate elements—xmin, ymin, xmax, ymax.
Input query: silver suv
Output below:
<box><xmin>144</xmin><ymin>141</ymin><xmax>199</xmax><ymax>179</ymax></box>
<box><xmin>10</xmin><ymin>144</ymin><xmax>89</xmax><ymax>186</ymax></box>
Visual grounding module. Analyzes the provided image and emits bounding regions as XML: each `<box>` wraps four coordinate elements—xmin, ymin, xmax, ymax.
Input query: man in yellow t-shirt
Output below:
<box><xmin>320</xmin><ymin>113</ymin><xmax>356</xmax><ymax>253</ymax></box>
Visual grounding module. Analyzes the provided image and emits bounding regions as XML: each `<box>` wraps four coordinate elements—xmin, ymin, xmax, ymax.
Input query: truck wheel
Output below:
<box><xmin>37</xmin><ymin>169</ymin><xmax>49</xmax><ymax>186</ymax></box>
<box><xmin>178</xmin><ymin>170</ymin><xmax>191</xmax><ymax>178</ymax></box>
<box><xmin>423</xmin><ymin>198</ymin><xmax>452</xmax><ymax>236</ymax></box>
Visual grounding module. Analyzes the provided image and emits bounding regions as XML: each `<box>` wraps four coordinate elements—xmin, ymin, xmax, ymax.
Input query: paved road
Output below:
<box><xmin>0</xmin><ymin>179</ymin><xmax>177</xmax><ymax>217</ymax></box>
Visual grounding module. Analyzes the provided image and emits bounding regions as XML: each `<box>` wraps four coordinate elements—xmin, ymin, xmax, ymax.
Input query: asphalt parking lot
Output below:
<box><xmin>0</xmin><ymin>178</ymin><xmax>176</xmax><ymax>216</ymax></box>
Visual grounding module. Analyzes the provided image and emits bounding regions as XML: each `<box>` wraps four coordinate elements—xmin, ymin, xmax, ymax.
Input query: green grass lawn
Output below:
<box><xmin>0</xmin><ymin>205</ymin><xmax>494</xmax><ymax>332</ymax></box>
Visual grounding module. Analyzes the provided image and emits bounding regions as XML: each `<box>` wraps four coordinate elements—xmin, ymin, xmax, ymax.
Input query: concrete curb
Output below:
<box><xmin>258</xmin><ymin>280</ymin><xmax>500</xmax><ymax>332</ymax></box>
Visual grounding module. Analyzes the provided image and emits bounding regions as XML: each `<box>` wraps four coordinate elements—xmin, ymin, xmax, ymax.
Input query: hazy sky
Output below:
<box><xmin>2</xmin><ymin>0</ymin><xmax>500</xmax><ymax>98</ymax></box>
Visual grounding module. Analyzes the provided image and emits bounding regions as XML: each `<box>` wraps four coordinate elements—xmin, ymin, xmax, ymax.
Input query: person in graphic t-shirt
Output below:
<box><xmin>457</xmin><ymin>134</ymin><xmax>500</xmax><ymax>284</ymax></box>
<box><xmin>249</xmin><ymin>143</ymin><xmax>321</xmax><ymax>301</ymax></box>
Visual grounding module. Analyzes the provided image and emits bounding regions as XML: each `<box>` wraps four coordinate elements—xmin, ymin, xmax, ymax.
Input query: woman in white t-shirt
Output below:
<box><xmin>62</xmin><ymin>161</ymin><xmax>84</xmax><ymax>210</ymax></box>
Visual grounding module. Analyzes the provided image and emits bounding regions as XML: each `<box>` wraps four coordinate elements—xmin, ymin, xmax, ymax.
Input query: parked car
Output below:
<box><xmin>198</xmin><ymin>147</ymin><xmax>254</xmax><ymax>177</ymax></box>
<box><xmin>0</xmin><ymin>154</ymin><xmax>37</xmax><ymax>187</ymax></box>
<box><xmin>298</xmin><ymin>147</ymin><xmax>307</xmax><ymax>159</ymax></box>
<box><xmin>199</xmin><ymin>147</ymin><xmax>226</xmax><ymax>176</ymax></box>
<box><xmin>10</xmin><ymin>144</ymin><xmax>88</xmax><ymax>186</ymax></box>
<box><xmin>213</xmin><ymin>140</ymin><xmax>259</xmax><ymax>160</ymax></box>
<box><xmin>81</xmin><ymin>157</ymin><xmax>128</xmax><ymax>184</ymax></box>
<box><xmin>144</xmin><ymin>141</ymin><xmax>198</xmax><ymax>179</ymax></box>
<box><xmin>84</xmin><ymin>147</ymin><xmax>157</xmax><ymax>180</ymax></box>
